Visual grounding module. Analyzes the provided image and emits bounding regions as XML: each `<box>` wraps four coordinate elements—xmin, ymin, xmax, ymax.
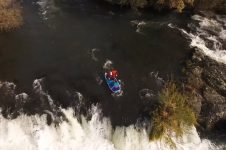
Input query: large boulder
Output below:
<box><xmin>201</xmin><ymin>87</ymin><xmax>226</xmax><ymax>129</ymax></box>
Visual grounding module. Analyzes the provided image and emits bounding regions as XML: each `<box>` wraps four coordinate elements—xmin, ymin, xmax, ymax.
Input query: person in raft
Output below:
<box><xmin>107</xmin><ymin>69</ymin><xmax>118</xmax><ymax>81</ymax></box>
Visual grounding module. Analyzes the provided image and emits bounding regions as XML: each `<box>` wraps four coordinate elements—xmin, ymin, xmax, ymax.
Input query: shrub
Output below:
<box><xmin>155</xmin><ymin>0</ymin><xmax>194</xmax><ymax>12</ymax></box>
<box><xmin>107</xmin><ymin>0</ymin><xmax>195</xmax><ymax>12</ymax></box>
<box><xmin>0</xmin><ymin>0</ymin><xmax>23</xmax><ymax>31</ymax></box>
<box><xmin>149</xmin><ymin>81</ymin><xmax>197</xmax><ymax>147</ymax></box>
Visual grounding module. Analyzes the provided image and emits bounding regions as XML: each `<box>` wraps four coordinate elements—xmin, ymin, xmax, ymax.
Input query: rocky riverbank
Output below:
<box><xmin>194</xmin><ymin>0</ymin><xmax>226</xmax><ymax>14</ymax></box>
<box><xmin>182</xmin><ymin>49</ymin><xmax>226</xmax><ymax>134</ymax></box>
<box><xmin>103</xmin><ymin>0</ymin><xmax>226</xmax><ymax>14</ymax></box>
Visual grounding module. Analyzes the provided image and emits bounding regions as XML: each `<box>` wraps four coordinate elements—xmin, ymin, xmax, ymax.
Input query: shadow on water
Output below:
<box><xmin>0</xmin><ymin>0</ymin><xmax>191</xmax><ymax>126</ymax></box>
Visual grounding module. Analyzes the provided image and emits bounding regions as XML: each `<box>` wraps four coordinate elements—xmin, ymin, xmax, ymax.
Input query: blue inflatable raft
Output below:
<box><xmin>104</xmin><ymin>73</ymin><xmax>122</xmax><ymax>94</ymax></box>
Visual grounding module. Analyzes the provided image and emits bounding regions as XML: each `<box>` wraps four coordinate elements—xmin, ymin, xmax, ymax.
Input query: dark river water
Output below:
<box><xmin>0</xmin><ymin>0</ymin><xmax>191</xmax><ymax>126</ymax></box>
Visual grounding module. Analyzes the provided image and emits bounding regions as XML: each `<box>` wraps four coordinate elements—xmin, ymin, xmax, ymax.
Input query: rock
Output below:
<box><xmin>201</xmin><ymin>87</ymin><xmax>226</xmax><ymax>129</ymax></box>
<box><xmin>191</xmin><ymin>50</ymin><xmax>205</xmax><ymax>63</ymax></box>
<box><xmin>191</xmin><ymin>66</ymin><xmax>203</xmax><ymax>76</ymax></box>
<box><xmin>0</xmin><ymin>82</ymin><xmax>16</xmax><ymax>107</ymax></box>
<box><xmin>203</xmin><ymin>62</ymin><xmax>226</xmax><ymax>96</ymax></box>
<box><xmin>187</xmin><ymin>91</ymin><xmax>202</xmax><ymax>115</ymax></box>
<box><xmin>183</xmin><ymin>49</ymin><xmax>226</xmax><ymax>131</ymax></box>
<box><xmin>194</xmin><ymin>0</ymin><xmax>226</xmax><ymax>14</ymax></box>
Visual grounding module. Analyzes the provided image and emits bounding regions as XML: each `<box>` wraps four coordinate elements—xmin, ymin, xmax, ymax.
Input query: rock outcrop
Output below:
<box><xmin>102</xmin><ymin>0</ymin><xmax>226</xmax><ymax>14</ymax></box>
<box><xmin>182</xmin><ymin>49</ymin><xmax>226</xmax><ymax>131</ymax></box>
<box><xmin>194</xmin><ymin>0</ymin><xmax>226</xmax><ymax>14</ymax></box>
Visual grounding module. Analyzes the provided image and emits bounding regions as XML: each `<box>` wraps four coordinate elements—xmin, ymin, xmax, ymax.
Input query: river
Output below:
<box><xmin>0</xmin><ymin>0</ymin><xmax>225</xmax><ymax>149</ymax></box>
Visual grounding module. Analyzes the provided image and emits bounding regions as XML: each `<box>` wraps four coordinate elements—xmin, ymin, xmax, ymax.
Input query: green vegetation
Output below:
<box><xmin>0</xmin><ymin>0</ymin><xmax>23</xmax><ymax>31</ymax></box>
<box><xmin>108</xmin><ymin>0</ymin><xmax>194</xmax><ymax>12</ymax></box>
<box><xmin>149</xmin><ymin>81</ymin><xmax>197</xmax><ymax>147</ymax></box>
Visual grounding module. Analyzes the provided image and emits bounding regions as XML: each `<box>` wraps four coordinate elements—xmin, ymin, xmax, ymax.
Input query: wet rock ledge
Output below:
<box><xmin>182</xmin><ymin>49</ymin><xmax>226</xmax><ymax>133</ymax></box>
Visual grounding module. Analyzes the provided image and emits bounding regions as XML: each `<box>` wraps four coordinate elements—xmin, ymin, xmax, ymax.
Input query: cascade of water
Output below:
<box><xmin>0</xmin><ymin>105</ymin><xmax>218</xmax><ymax>150</ymax></box>
<box><xmin>169</xmin><ymin>14</ymin><xmax>226</xmax><ymax>64</ymax></box>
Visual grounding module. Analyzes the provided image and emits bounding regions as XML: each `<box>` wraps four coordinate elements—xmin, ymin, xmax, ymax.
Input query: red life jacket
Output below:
<box><xmin>111</xmin><ymin>70</ymin><xmax>118</xmax><ymax>78</ymax></box>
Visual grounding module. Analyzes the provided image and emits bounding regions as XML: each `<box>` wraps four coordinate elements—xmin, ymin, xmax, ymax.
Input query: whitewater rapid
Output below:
<box><xmin>169</xmin><ymin>14</ymin><xmax>226</xmax><ymax>65</ymax></box>
<box><xmin>0</xmin><ymin>79</ymin><xmax>219</xmax><ymax>150</ymax></box>
<box><xmin>0</xmin><ymin>106</ymin><xmax>217</xmax><ymax>150</ymax></box>
<box><xmin>36</xmin><ymin>0</ymin><xmax>59</xmax><ymax>20</ymax></box>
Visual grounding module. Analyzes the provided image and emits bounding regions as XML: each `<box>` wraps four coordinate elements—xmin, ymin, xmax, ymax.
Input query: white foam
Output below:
<box><xmin>0</xmin><ymin>105</ymin><xmax>220</xmax><ymax>150</ymax></box>
<box><xmin>91</xmin><ymin>48</ymin><xmax>100</xmax><ymax>61</ymax></box>
<box><xmin>15</xmin><ymin>93</ymin><xmax>29</xmax><ymax>105</ymax></box>
<box><xmin>168</xmin><ymin>23</ymin><xmax>176</xmax><ymax>28</ymax></box>
<box><xmin>74</xmin><ymin>92</ymin><xmax>84</xmax><ymax>102</ymax></box>
<box><xmin>15</xmin><ymin>93</ymin><xmax>28</xmax><ymax>100</ymax></box>
<box><xmin>219</xmin><ymin>30</ymin><xmax>226</xmax><ymax>41</ymax></box>
<box><xmin>216</xmin><ymin>15</ymin><xmax>226</xmax><ymax>27</ymax></box>
<box><xmin>33</xmin><ymin>78</ymin><xmax>56</xmax><ymax>110</ymax></box>
<box><xmin>0</xmin><ymin>81</ymin><xmax>16</xmax><ymax>91</ymax></box>
<box><xmin>33</xmin><ymin>78</ymin><xmax>44</xmax><ymax>94</ymax></box>
<box><xmin>103</xmin><ymin>59</ymin><xmax>113</xmax><ymax>70</ymax></box>
<box><xmin>36</xmin><ymin>0</ymin><xmax>59</xmax><ymax>20</ymax></box>
<box><xmin>130</xmin><ymin>20</ymin><xmax>147</xmax><ymax>34</ymax></box>
<box><xmin>170</xmin><ymin>14</ymin><xmax>226</xmax><ymax>64</ymax></box>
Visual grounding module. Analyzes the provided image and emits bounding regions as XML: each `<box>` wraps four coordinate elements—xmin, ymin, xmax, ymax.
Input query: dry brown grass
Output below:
<box><xmin>149</xmin><ymin>81</ymin><xmax>197</xmax><ymax>148</ymax></box>
<box><xmin>157</xmin><ymin>0</ymin><xmax>194</xmax><ymax>12</ymax></box>
<box><xmin>0</xmin><ymin>0</ymin><xmax>13</xmax><ymax>8</ymax></box>
<box><xmin>0</xmin><ymin>0</ymin><xmax>23</xmax><ymax>31</ymax></box>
